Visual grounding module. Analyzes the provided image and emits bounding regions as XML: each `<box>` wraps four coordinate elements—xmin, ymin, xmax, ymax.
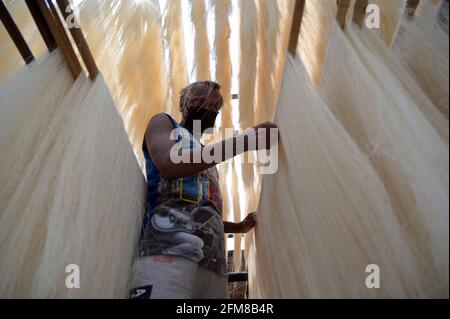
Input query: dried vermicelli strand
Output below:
<box><xmin>163</xmin><ymin>0</ymin><xmax>189</xmax><ymax>123</ymax></box>
<box><xmin>359</xmin><ymin>25</ymin><xmax>448</xmax><ymax>143</ymax></box>
<box><xmin>320</xmin><ymin>25</ymin><xmax>448</xmax><ymax>296</ymax></box>
<box><xmin>119</xmin><ymin>0</ymin><xmax>169</xmax><ymax>169</ymax></box>
<box><xmin>249</xmin><ymin>55</ymin><xmax>423</xmax><ymax>298</ymax></box>
<box><xmin>254</xmin><ymin>0</ymin><xmax>280</xmax><ymax>123</ymax></box>
<box><xmin>212</xmin><ymin>0</ymin><xmax>233</xmax><ymax>131</ymax></box>
<box><xmin>190</xmin><ymin>0</ymin><xmax>211</xmax><ymax>81</ymax></box>
<box><xmin>297</xmin><ymin>0</ymin><xmax>336</xmax><ymax>86</ymax></box>
<box><xmin>392</xmin><ymin>0</ymin><xmax>449</xmax><ymax>118</ymax></box>
<box><xmin>369</xmin><ymin>0</ymin><xmax>405</xmax><ymax>47</ymax></box>
<box><xmin>238</xmin><ymin>0</ymin><xmax>258</xmax><ymax>129</ymax></box>
<box><xmin>0</xmin><ymin>53</ymin><xmax>145</xmax><ymax>297</ymax></box>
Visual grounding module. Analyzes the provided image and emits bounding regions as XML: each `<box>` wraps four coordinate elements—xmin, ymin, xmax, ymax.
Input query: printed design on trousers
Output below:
<box><xmin>129</xmin><ymin>285</ymin><xmax>153</xmax><ymax>299</ymax></box>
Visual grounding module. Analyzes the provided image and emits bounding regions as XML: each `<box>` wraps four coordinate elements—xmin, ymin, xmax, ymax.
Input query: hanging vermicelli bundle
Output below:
<box><xmin>297</xmin><ymin>0</ymin><xmax>336</xmax><ymax>86</ymax></box>
<box><xmin>0</xmin><ymin>0</ymin><xmax>448</xmax><ymax>299</ymax></box>
<box><xmin>0</xmin><ymin>51</ymin><xmax>145</xmax><ymax>298</ymax></box>
<box><xmin>249</xmin><ymin>54</ymin><xmax>430</xmax><ymax>298</ymax></box>
<box><xmin>392</xmin><ymin>0</ymin><xmax>449</xmax><ymax>118</ymax></box>
<box><xmin>238</xmin><ymin>0</ymin><xmax>258</xmax><ymax>130</ymax></box>
<box><xmin>249</xmin><ymin>0</ymin><xmax>448</xmax><ymax>298</ymax></box>
<box><xmin>0</xmin><ymin>52</ymin><xmax>72</xmax><ymax>213</ymax></box>
<box><xmin>162</xmin><ymin>0</ymin><xmax>189</xmax><ymax>122</ymax></box>
<box><xmin>359</xmin><ymin>26</ymin><xmax>449</xmax><ymax>143</ymax></box>
<box><xmin>255</xmin><ymin>0</ymin><xmax>280</xmax><ymax>123</ymax></box>
<box><xmin>190</xmin><ymin>0</ymin><xmax>211</xmax><ymax>81</ymax></box>
<box><xmin>213</xmin><ymin>0</ymin><xmax>233</xmax><ymax>131</ymax></box>
<box><xmin>321</xmin><ymin>24</ymin><xmax>448</xmax><ymax>280</ymax></box>
<box><xmin>369</xmin><ymin>0</ymin><xmax>405</xmax><ymax>46</ymax></box>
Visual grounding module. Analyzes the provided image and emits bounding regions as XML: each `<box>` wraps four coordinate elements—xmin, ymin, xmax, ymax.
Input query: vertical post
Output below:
<box><xmin>336</xmin><ymin>0</ymin><xmax>351</xmax><ymax>29</ymax></box>
<box><xmin>405</xmin><ymin>0</ymin><xmax>421</xmax><ymax>19</ymax></box>
<box><xmin>55</xmin><ymin>0</ymin><xmax>98</xmax><ymax>80</ymax></box>
<box><xmin>353</xmin><ymin>0</ymin><xmax>368</xmax><ymax>28</ymax></box>
<box><xmin>25</xmin><ymin>0</ymin><xmax>57</xmax><ymax>52</ymax></box>
<box><xmin>288</xmin><ymin>0</ymin><xmax>306</xmax><ymax>56</ymax></box>
<box><xmin>0</xmin><ymin>0</ymin><xmax>34</xmax><ymax>64</ymax></box>
<box><xmin>36</xmin><ymin>0</ymin><xmax>81</xmax><ymax>79</ymax></box>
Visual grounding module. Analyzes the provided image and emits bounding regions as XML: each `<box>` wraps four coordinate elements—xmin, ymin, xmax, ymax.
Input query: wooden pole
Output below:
<box><xmin>36</xmin><ymin>0</ymin><xmax>81</xmax><ymax>80</ymax></box>
<box><xmin>0</xmin><ymin>0</ymin><xmax>34</xmax><ymax>64</ymax></box>
<box><xmin>353</xmin><ymin>0</ymin><xmax>368</xmax><ymax>28</ymax></box>
<box><xmin>55</xmin><ymin>0</ymin><xmax>98</xmax><ymax>80</ymax></box>
<box><xmin>25</xmin><ymin>0</ymin><xmax>57</xmax><ymax>52</ymax></box>
<box><xmin>288</xmin><ymin>0</ymin><xmax>306</xmax><ymax>56</ymax></box>
<box><xmin>336</xmin><ymin>0</ymin><xmax>351</xmax><ymax>29</ymax></box>
<box><xmin>405</xmin><ymin>0</ymin><xmax>421</xmax><ymax>20</ymax></box>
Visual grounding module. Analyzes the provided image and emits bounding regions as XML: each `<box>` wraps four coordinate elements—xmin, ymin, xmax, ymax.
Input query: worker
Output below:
<box><xmin>129</xmin><ymin>81</ymin><xmax>277</xmax><ymax>299</ymax></box>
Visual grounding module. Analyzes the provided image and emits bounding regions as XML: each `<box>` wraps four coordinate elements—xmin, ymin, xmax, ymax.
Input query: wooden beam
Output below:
<box><xmin>336</xmin><ymin>0</ymin><xmax>351</xmax><ymax>29</ymax></box>
<box><xmin>25</xmin><ymin>0</ymin><xmax>56</xmax><ymax>52</ymax></box>
<box><xmin>353</xmin><ymin>0</ymin><xmax>368</xmax><ymax>28</ymax></box>
<box><xmin>0</xmin><ymin>0</ymin><xmax>34</xmax><ymax>64</ymax></box>
<box><xmin>288</xmin><ymin>0</ymin><xmax>305</xmax><ymax>56</ymax></box>
<box><xmin>405</xmin><ymin>0</ymin><xmax>421</xmax><ymax>20</ymax></box>
<box><xmin>55</xmin><ymin>0</ymin><xmax>98</xmax><ymax>80</ymax></box>
<box><xmin>36</xmin><ymin>0</ymin><xmax>81</xmax><ymax>79</ymax></box>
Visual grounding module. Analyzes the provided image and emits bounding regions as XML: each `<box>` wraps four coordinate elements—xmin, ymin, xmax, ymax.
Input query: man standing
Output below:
<box><xmin>130</xmin><ymin>81</ymin><xmax>277</xmax><ymax>299</ymax></box>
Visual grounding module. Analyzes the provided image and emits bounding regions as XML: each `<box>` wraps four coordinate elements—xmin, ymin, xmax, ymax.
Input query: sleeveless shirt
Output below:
<box><xmin>137</xmin><ymin>113</ymin><xmax>227</xmax><ymax>277</ymax></box>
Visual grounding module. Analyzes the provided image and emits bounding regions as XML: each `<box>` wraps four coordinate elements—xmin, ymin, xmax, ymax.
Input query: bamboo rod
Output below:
<box><xmin>353</xmin><ymin>0</ymin><xmax>368</xmax><ymax>27</ymax></box>
<box><xmin>36</xmin><ymin>0</ymin><xmax>81</xmax><ymax>80</ymax></box>
<box><xmin>25</xmin><ymin>0</ymin><xmax>56</xmax><ymax>52</ymax></box>
<box><xmin>337</xmin><ymin>0</ymin><xmax>351</xmax><ymax>29</ymax></box>
<box><xmin>0</xmin><ymin>0</ymin><xmax>34</xmax><ymax>64</ymax></box>
<box><xmin>288</xmin><ymin>0</ymin><xmax>305</xmax><ymax>56</ymax></box>
<box><xmin>55</xmin><ymin>0</ymin><xmax>98</xmax><ymax>80</ymax></box>
<box><xmin>405</xmin><ymin>0</ymin><xmax>421</xmax><ymax>19</ymax></box>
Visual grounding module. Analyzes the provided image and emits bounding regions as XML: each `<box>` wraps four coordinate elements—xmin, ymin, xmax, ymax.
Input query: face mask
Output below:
<box><xmin>183</xmin><ymin>108</ymin><xmax>218</xmax><ymax>135</ymax></box>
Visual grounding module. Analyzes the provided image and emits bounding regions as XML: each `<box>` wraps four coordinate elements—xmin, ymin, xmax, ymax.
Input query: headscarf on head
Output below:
<box><xmin>180</xmin><ymin>81</ymin><xmax>224</xmax><ymax>119</ymax></box>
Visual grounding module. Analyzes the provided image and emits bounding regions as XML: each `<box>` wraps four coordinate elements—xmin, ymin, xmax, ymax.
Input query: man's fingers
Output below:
<box><xmin>245</xmin><ymin>214</ymin><xmax>257</xmax><ymax>230</ymax></box>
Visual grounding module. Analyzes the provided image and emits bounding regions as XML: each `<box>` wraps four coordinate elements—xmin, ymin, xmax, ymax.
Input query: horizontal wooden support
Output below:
<box><xmin>0</xmin><ymin>0</ymin><xmax>34</xmax><ymax>64</ymax></box>
<box><xmin>288</xmin><ymin>0</ymin><xmax>306</xmax><ymax>56</ymax></box>
<box><xmin>55</xmin><ymin>0</ymin><xmax>98</xmax><ymax>80</ymax></box>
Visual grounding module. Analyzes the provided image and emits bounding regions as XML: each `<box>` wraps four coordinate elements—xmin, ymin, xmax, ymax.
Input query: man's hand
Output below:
<box><xmin>238</xmin><ymin>213</ymin><xmax>257</xmax><ymax>233</ymax></box>
<box><xmin>223</xmin><ymin>213</ymin><xmax>257</xmax><ymax>234</ymax></box>
<box><xmin>252</xmin><ymin>121</ymin><xmax>278</xmax><ymax>150</ymax></box>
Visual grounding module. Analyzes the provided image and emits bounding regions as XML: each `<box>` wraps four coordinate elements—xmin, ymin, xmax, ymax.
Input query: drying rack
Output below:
<box><xmin>1</xmin><ymin>0</ymin><xmax>426</xmax><ymax>294</ymax></box>
<box><xmin>1</xmin><ymin>0</ymin><xmax>98</xmax><ymax>81</ymax></box>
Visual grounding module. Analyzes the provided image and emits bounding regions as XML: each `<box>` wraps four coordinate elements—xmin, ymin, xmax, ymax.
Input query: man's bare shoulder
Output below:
<box><xmin>146</xmin><ymin>113</ymin><xmax>173</xmax><ymax>134</ymax></box>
